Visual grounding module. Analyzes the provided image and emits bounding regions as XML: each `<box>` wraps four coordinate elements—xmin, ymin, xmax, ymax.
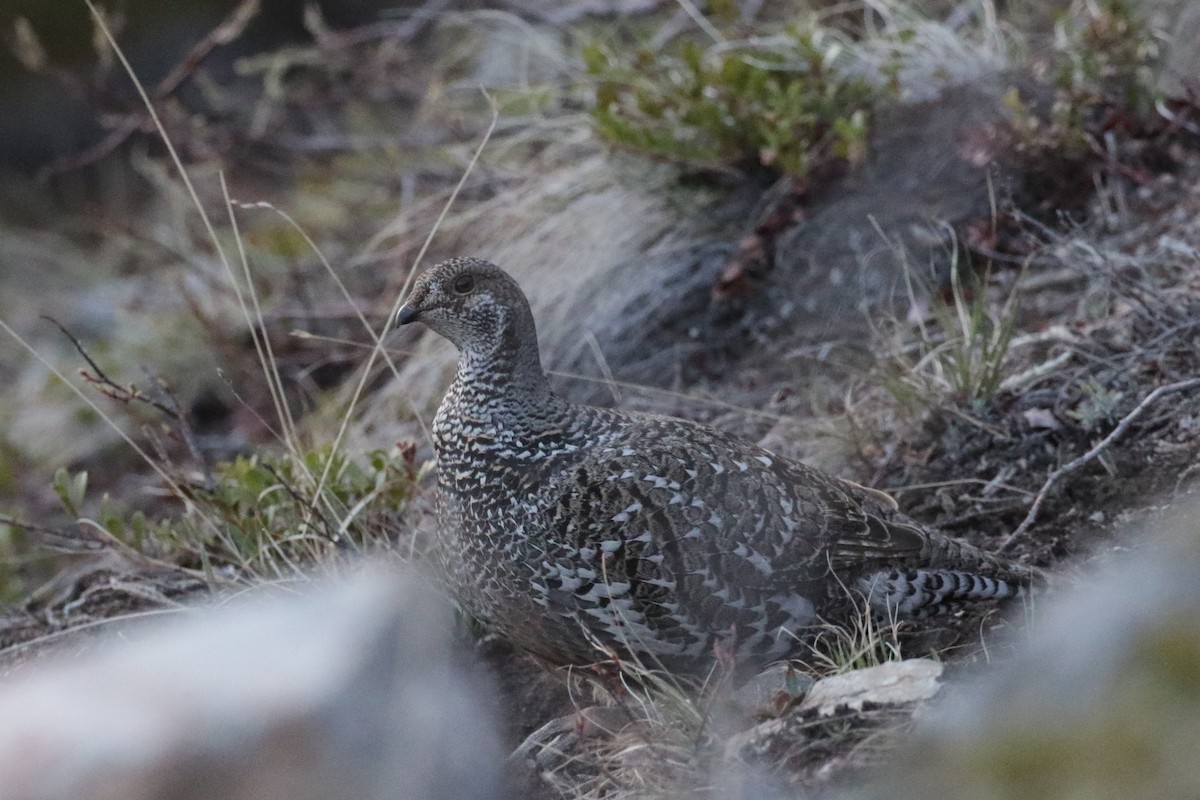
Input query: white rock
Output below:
<box><xmin>799</xmin><ymin>659</ymin><xmax>944</xmax><ymax>716</ymax></box>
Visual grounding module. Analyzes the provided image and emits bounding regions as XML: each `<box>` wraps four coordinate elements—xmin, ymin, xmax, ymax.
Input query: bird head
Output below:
<box><xmin>395</xmin><ymin>257</ymin><xmax>537</xmax><ymax>361</ymax></box>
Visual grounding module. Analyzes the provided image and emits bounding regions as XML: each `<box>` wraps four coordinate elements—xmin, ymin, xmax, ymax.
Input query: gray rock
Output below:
<box><xmin>0</xmin><ymin>568</ymin><xmax>504</xmax><ymax>800</ymax></box>
<box><xmin>769</xmin><ymin>77</ymin><xmax>1038</xmax><ymax>337</ymax></box>
<box><xmin>800</xmin><ymin>659</ymin><xmax>944</xmax><ymax>717</ymax></box>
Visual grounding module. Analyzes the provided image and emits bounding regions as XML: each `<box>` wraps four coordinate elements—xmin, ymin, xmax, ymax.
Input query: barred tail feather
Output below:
<box><xmin>856</xmin><ymin>569</ymin><xmax>1021</xmax><ymax>616</ymax></box>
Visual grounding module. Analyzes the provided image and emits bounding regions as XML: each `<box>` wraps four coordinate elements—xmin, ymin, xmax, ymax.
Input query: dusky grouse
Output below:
<box><xmin>397</xmin><ymin>257</ymin><xmax>1028</xmax><ymax>672</ymax></box>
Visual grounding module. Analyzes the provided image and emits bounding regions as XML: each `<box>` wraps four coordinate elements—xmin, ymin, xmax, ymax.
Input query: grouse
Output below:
<box><xmin>396</xmin><ymin>257</ymin><xmax>1028</xmax><ymax>672</ymax></box>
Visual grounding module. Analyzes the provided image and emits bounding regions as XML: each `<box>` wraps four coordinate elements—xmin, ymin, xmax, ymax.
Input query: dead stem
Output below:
<box><xmin>1001</xmin><ymin>376</ymin><xmax>1200</xmax><ymax>551</ymax></box>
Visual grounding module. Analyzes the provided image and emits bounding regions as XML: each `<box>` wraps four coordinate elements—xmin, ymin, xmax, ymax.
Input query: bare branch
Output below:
<box><xmin>154</xmin><ymin>0</ymin><xmax>261</xmax><ymax>99</ymax></box>
<box><xmin>0</xmin><ymin>514</ymin><xmax>110</xmax><ymax>553</ymax></box>
<box><xmin>42</xmin><ymin>316</ymin><xmax>180</xmax><ymax>421</ymax></box>
<box><xmin>1001</xmin><ymin>376</ymin><xmax>1200</xmax><ymax>551</ymax></box>
<box><xmin>44</xmin><ymin>317</ymin><xmax>213</xmax><ymax>483</ymax></box>
<box><xmin>38</xmin><ymin>0</ymin><xmax>260</xmax><ymax>178</ymax></box>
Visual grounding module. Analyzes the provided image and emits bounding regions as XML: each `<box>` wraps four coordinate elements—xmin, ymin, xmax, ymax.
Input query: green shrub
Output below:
<box><xmin>1007</xmin><ymin>0</ymin><xmax>1163</xmax><ymax>159</ymax></box>
<box><xmin>1053</xmin><ymin>0</ymin><xmax>1160</xmax><ymax>118</ymax></box>
<box><xmin>583</xmin><ymin>19</ymin><xmax>877</xmax><ymax>177</ymax></box>
<box><xmin>50</xmin><ymin>443</ymin><xmax>421</xmax><ymax>579</ymax></box>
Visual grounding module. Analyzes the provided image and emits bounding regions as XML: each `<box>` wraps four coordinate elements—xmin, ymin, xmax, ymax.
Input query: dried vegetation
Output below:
<box><xmin>1</xmin><ymin>0</ymin><xmax>1200</xmax><ymax>797</ymax></box>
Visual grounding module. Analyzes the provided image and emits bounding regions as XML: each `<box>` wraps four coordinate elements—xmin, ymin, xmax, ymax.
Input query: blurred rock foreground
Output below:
<box><xmin>0</xmin><ymin>569</ymin><xmax>505</xmax><ymax>800</ymax></box>
<box><xmin>849</xmin><ymin>497</ymin><xmax>1200</xmax><ymax>800</ymax></box>
<box><xmin>1</xmin><ymin>499</ymin><xmax>1199</xmax><ymax>799</ymax></box>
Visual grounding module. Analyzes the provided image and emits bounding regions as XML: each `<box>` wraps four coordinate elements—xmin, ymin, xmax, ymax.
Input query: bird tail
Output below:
<box><xmin>855</xmin><ymin>569</ymin><xmax>1022</xmax><ymax>617</ymax></box>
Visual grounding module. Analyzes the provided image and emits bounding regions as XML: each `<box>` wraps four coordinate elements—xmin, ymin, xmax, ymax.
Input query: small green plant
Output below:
<box><xmin>583</xmin><ymin>18</ymin><xmax>876</xmax><ymax>177</ymax></box>
<box><xmin>1053</xmin><ymin>0</ymin><xmax>1161</xmax><ymax>119</ymax></box>
<box><xmin>1004</xmin><ymin>0</ymin><xmax>1163</xmax><ymax>160</ymax></box>
<box><xmin>878</xmin><ymin>249</ymin><xmax>1020</xmax><ymax>415</ymax></box>
<box><xmin>50</xmin><ymin>443</ymin><xmax>423</xmax><ymax>579</ymax></box>
<box><xmin>1068</xmin><ymin>378</ymin><xmax>1124</xmax><ymax>432</ymax></box>
<box><xmin>924</xmin><ymin>267</ymin><xmax>1018</xmax><ymax>412</ymax></box>
<box><xmin>0</xmin><ymin>519</ymin><xmax>30</xmax><ymax>605</ymax></box>
<box><xmin>52</xmin><ymin>467</ymin><xmax>90</xmax><ymax>519</ymax></box>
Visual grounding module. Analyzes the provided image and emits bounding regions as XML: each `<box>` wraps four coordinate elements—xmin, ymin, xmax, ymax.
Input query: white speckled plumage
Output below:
<box><xmin>397</xmin><ymin>258</ymin><xmax>1027</xmax><ymax>671</ymax></box>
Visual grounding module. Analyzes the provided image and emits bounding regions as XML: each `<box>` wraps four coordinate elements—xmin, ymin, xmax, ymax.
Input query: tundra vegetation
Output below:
<box><xmin>1</xmin><ymin>0</ymin><xmax>1199</xmax><ymax>796</ymax></box>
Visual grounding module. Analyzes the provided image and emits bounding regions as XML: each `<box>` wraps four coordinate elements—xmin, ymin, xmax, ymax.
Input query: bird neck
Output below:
<box><xmin>454</xmin><ymin>334</ymin><xmax>560</xmax><ymax>418</ymax></box>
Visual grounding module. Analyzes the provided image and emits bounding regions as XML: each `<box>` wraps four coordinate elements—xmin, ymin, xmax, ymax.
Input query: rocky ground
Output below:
<box><xmin>1</xmin><ymin>1</ymin><xmax>1200</xmax><ymax>798</ymax></box>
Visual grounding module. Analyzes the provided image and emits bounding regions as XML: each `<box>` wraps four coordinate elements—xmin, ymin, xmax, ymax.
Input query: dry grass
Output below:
<box><xmin>2</xmin><ymin>2</ymin><xmax>1199</xmax><ymax>798</ymax></box>
<box><xmin>509</xmin><ymin>589</ymin><xmax>915</xmax><ymax>799</ymax></box>
<box><xmin>0</xmin><ymin>3</ymin><xmax>503</xmax><ymax>596</ymax></box>
<box><xmin>869</xmin><ymin>228</ymin><xmax>1023</xmax><ymax>414</ymax></box>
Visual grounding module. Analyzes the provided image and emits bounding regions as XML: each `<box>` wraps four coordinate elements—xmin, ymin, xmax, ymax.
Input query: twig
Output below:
<box><xmin>39</xmin><ymin>116</ymin><xmax>144</xmax><ymax>176</ymax></box>
<box><xmin>154</xmin><ymin>0</ymin><xmax>260</xmax><ymax>98</ymax></box>
<box><xmin>1174</xmin><ymin>460</ymin><xmax>1200</xmax><ymax>495</ymax></box>
<box><xmin>308</xmin><ymin>0</ymin><xmax>453</xmax><ymax>46</ymax></box>
<box><xmin>44</xmin><ymin>316</ymin><xmax>213</xmax><ymax>483</ymax></box>
<box><xmin>38</xmin><ymin>0</ymin><xmax>260</xmax><ymax>178</ymax></box>
<box><xmin>1156</xmin><ymin>98</ymin><xmax>1200</xmax><ymax>136</ymax></box>
<box><xmin>0</xmin><ymin>514</ymin><xmax>108</xmax><ymax>552</ymax></box>
<box><xmin>997</xmin><ymin>349</ymin><xmax>1074</xmax><ymax>394</ymax></box>
<box><xmin>261</xmin><ymin>464</ymin><xmax>341</xmax><ymax>544</ymax></box>
<box><xmin>943</xmin><ymin>405</ymin><xmax>1006</xmax><ymax>438</ymax></box>
<box><xmin>1001</xmin><ymin>376</ymin><xmax>1200</xmax><ymax>551</ymax></box>
<box><xmin>43</xmin><ymin>316</ymin><xmax>180</xmax><ymax>420</ymax></box>
<box><xmin>140</xmin><ymin>367</ymin><xmax>214</xmax><ymax>487</ymax></box>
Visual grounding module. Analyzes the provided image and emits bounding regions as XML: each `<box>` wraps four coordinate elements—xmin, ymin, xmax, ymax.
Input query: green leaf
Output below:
<box><xmin>581</xmin><ymin>42</ymin><xmax>608</xmax><ymax>75</ymax></box>
<box><xmin>53</xmin><ymin>468</ymin><xmax>88</xmax><ymax>517</ymax></box>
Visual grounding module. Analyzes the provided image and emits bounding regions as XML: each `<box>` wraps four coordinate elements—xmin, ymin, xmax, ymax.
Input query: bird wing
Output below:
<box><xmin>533</xmin><ymin>418</ymin><xmax>930</xmax><ymax>604</ymax></box>
<box><xmin>523</xmin><ymin>426</ymin><xmax>933</xmax><ymax>663</ymax></box>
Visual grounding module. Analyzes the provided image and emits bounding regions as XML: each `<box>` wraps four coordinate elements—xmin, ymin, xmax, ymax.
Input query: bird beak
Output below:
<box><xmin>395</xmin><ymin>305</ymin><xmax>420</xmax><ymax>327</ymax></box>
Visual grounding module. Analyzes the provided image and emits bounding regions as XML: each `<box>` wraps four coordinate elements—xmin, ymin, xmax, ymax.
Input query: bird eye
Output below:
<box><xmin>452</xmin><ymin>274</ymin><xmax>475</xmax><ymax>295</ymax></box>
